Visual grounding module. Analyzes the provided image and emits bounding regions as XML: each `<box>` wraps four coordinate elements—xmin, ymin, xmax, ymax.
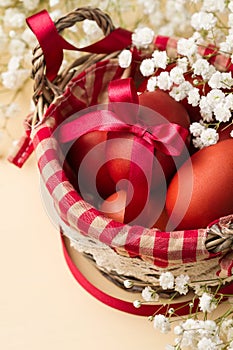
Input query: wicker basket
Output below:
<box><xmin>14</xmin><ymin>7</ymin><xmax>233</xmax><ymax>314</ymax></box>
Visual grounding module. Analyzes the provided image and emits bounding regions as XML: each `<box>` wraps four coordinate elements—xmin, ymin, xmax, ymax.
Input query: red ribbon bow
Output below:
<box><xmin>58</xmin><ymin>78</ymin><xmax>188</xmax><ymax>226</ymax></box>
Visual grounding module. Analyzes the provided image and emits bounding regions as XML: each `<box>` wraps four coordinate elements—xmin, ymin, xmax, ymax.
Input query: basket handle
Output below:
<box><xmin>27</xmin><ymin>7</ymin><xmax>131</xmax><ymax>109</ymax></box>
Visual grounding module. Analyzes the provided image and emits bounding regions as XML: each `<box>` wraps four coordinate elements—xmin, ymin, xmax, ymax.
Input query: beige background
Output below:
<box><xmin>0</xmin><ymin>156</ymin><xmax>178</xmax><ymax>350</ymax></box>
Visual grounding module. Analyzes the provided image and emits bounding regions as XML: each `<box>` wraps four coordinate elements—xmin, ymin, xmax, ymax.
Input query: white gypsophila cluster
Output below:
<box><xmin>153</xmin><ymin>314</ymin><xmax>171</xmax><ymax>334</ymax></box>
<box><xmin>159</xmin><ymin>272</ymin><xmax>175</xmax><ymax>290</ymax></box>
<box><xmin>173</xmin><ymin>319</ymin><xmax>223</xmax><ymax>349</ymax></box>
<box><xmin>141</xmin><ymin>286</ymin><xmax>159</xmax><ymax>302</ymax></box>
<box><xmin>118</xmin><ymin>49</ymin><xmax>132</xmax><ymax>68</ymax></box>
<box><xmin>199</xmin><ymin>292</ymin><xmax>217</xmax><ymax>313</ymax></box>
<box><xmin>132</xmin><ymin>27</ymin><xmax>155</xmax><ymax>49</ymax></box>
<box><xmin>159</xmin><ymin>272</ymin><xmax>190</xmax><ymax>295</ymax></box>
<box><xmin>174</xmin><ymin>274</ymin><xmax>190</xmax><ymax>295</ymax></box>
<box><xmin>139</xmin><ymin>31</ymin><xmax>233</xmax><ymax>150</ymax></box>
<box><xmin>82</xmin><ymin>19</ymin><xmax>103</xmax><ymax>40</ymax></box>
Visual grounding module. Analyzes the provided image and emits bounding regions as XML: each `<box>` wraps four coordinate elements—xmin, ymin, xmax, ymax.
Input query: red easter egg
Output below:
<box><xmin>139</xmin><ymin>90</ymin><xmax>191</xmax><ymax>185</ymax></box>
<box><xmin>166</xmin><ymin>139</ymin><xmax>233</xmax><ymax>230</ymax></box>
<box><xmin>138</xmin><ymin>90</ymin><xmax>190</xmax><ymax>129</ymax></box>
<box><xmin>100</xmin><ymin>190</ymin><xmax>126</xmax><ymax>223</ymax></box>
<box><xmin>148</xmin><ymin>191</ymin><xmax>169</xmax><ymax>231</ymax></box>
<box><xmin>151</xmin><ymin>206</ymin><xmax>169</xmax><ymax>231</ymax></box>
<box><xmin>100</xmin><ymin>188</ymin><xmax>167</xmax><ymax>228</ymax></box>
<box><xmin>67</xmin><ymin>131</ymin><xmax>115</xmax><ymax>201</ymax></box>
<box><xmin>100</xmin><ymin>189</ymin><xmax>148</xmax><ymax>225</ymax></box>
<box><xmin>106</xmin><ymin>90</ymin><xmax>191</xmax><ymax>192</ymax></box>
<box><xmin>105</xmin><ymin>132</ymin><xmax>134</xmax><ymax>187</ymax></box>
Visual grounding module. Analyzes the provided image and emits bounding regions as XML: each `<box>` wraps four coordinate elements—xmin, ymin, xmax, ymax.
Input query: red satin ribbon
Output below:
<box><xmin>58</xmin><ymin>78</ymin><xmax>188</xmax><ymax>226</ymax></box>
<box><xmin>26</xmin><ymin>10</ymin><xmax>132</xmax><ymax>81</ymax></box>
<box><xmin>59</xmin><ymin>108</ymin><xmax>187</xmax><ymax>155</ymax></box>
<box><xmin>59</xmin><ymin>78</ymin><xmax>188</xmax><ymax>156</ymax></box>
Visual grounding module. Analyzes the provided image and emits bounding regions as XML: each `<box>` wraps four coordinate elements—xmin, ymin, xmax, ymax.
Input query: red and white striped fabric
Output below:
<box><xmin>31</xmin><ymin>59</ymin><xmax>220</xmax><ymax>269</ymax></box>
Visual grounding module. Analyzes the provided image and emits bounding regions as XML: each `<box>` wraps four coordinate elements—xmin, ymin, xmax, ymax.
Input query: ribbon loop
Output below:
<box><xmin>26</xmin><ymin>10</ymin><xmax>132</xmax><ymax>81</ymax></box>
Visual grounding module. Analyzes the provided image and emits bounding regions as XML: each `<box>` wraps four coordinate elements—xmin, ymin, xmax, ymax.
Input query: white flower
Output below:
<box><xmin>137</xmin><ymin>0</ymin><xmax>159</xmax><ymax>15</ymax></box>
<box><xmin>133</xmin><ymin>300</ymin><xmax>141</xmax><ymax>308</ymax></box>
<box><xmin>0</xmin><ymin>0</ymin><xmax>14</xmax><ymax>6</ymax></box>
<box><xmin>190</xmin><ymin>122</ymin><xmax>205</xmax><ymax>137</ymax></box>
<box><xmin>118</xmin><ymin>50</ymin><xmax>132</xmax><ymax>68</ymax></box>
<box><xmin>225</xmin><ymin>94</ymin><xmax>233</xmax><ymax>110</ymax></box>
<box><xmin>206</xmin><ymin>89</ymin><xmax>226</xmax><ymax>109</ymax></box>
<box><xmin>199</xmin><ymin>99</ymin><xmax>213</xmax><ymax>122</ymax></box>
<box><xmin>182</xmin><ymin>318</ymin><xmax>199</xmax><ymax>330</ymax></box>
<box><xmin>132</xmin><ymin>27</ymin><xmax>154</xmax><ymax>49</ymax></box>
<box><xmin>165</xmin><ymin>345</ymin><xmax>175</xmax><ymax>350</ymax></box>
<box><xmin>147</xmin><ymin>76</ymin><xmax>157</xmax><ymax>91</ymax></box>
<box><xmin>8</xmin><ymin>56</ymin><xmax>22</xmax><ymax>71</ymax></box>
<box><xmin>202</xmin><ymin>0</ymin><xmax>226</xmax><ymax>13</ymax></box>
<box><xmin>22</xmin><ymin>0</ymin><xmax>40</xmax><ymax>11</ymax></box>
<box><xmin>208</xmin><ymin>71</ymin><xmax>223</xmax><ymax>89</ymax></box>
<box><xmin>152</xmin><ymin>50</ymin><xmax>168</xmax><ymax>69</ymax></box>
<box><xmin>4</xmin><ymin>8</ymin><xmax>25</xmax><ymax>28</ymax></box>
<box><xmin>49</xmin><ymin>0</ymin><xmax>60</xmax><ymax>6</ymax></box>
<box><xmin>159</xmin><ymin>272</ymin><xmax>174</xmax><ymax>290</ymax></box>
<box><xmin>177</xmin><ymin>37</ymin><xmax>197</xmax><ymax>58</ymax></box>
<box><xmin>83</xmin><ymin>19</ymin><xmax>103</xmax><ymax>39</ymax></box>
<box><xmin>203</xmin><ymin>320</ymin><xmax>217</xmax><ymax>332</ymax></box>
<box><xmin>9</xmin><ymin>39</ymin><xmax>26</xmax><ymax>57</ymax></box>
<box><xmin>220</xmin><ymin>72</ymin><xmax>233</xmax><ymax>89</ymax></box>
<box><xmin>1</xmin><ymin>69</ymin><xmax>29</xmax><ymax>90</ymax></box>
<box><xmin>214</xmin><ymin>104</ymin><xmax>232</xmax><ymax>123</ymax></box>
<box><xmin>49</xmin><ymin>10</ymin><xmax>62</xmax><ymax>21</ymax></box>
<box><xmin>209</xmin><ymin>71</ymin><xmax>233</xmax><ymax>89</ymax></box>
<box><xmin>193</xmin><ymin>136</ymin><xmax>204</xmax><ymax>149</ymax></box>
<box><xmin>197</xmin><ymin>337</ymin><xmax>218</xmax><ymax>350</ymax></box>
<box><xmin>21</xmin><ymin>28</ymin><xmax>37</xmax><ymax>47</ymax></box>
<box><xmin>199</xmin><ymin>292</ymin><xmax>217</xmax><ymax>313</ymax></box>
<box><xmin>220</xmin><ymin>41</ymin><xmax>233</xmax><ymax>53</ymax></box>
<box><xmin>230</xmin><ymin>130</ymin><xmax>233</xmax><ymax>138</ymax></box>
<box><xmin>169</xmin><ymin>84</ymin><xmax>187</xmax><ymax>101</ymax></box>
<box><xmin>187</xmin><ymin>87</ymin><xmax>200</xmax><ymax>106</ymax></box>
<box><xmin>123</xmin><ymin>279</ymin><xmax>133</xmax><ymax>289</ymax></box>
<box><xmin>192</xmin><ymin>58</ymin><xmax>210</xmax><ymax>77</ymax></box>
<box><xmin>200</xmin><ymin>128</ymin><xmax>219</xmax><ymax>147</ymax></box>
<box><xmin>157</xmin><ymin>71</ymin><xmax>172</xmax><ymax>90</ymax></box>
<box><xmin>153</xmin><ymin>314</ymin><xmax>171</xmax><ymax>333</ymax></box>
<box><xmin>140</xmin><ymin>58</ymin><xmax>155</xmax><ymax>76</ymax></box>
<box><xmin>191</xmin><ymin>11</ymin><xmax>217</xmax><ymax>31</ymax></box>
<box><xmin>220</xmin><ymin>319</ymin><xmax>233</xmax><ymax>341</ymax></box>
<box><xmin>169</xmin><ymin>66</ymin><xmax>185</xmax><ymax>85</ymax></box>
<box><xmin>229</xmin><ymin>0</ymin><xmax>233</xmax><ymax>12</ymax></box>
<box><xmin>175</xmin><ymin>274</ymin><xmax>190</xmax><ymax>295</ymax></box>
<box><xmin>174</xmin><ymin>325</ymin><xmax>183</xmax><ymax>335</ymax></box>
<box><xmin>5</xmin><ymin>103</ymin><xmax>19</xmax><ymax>118</ymax></box>
<box><xmin>0</xmin><ymin>25</ymin><xmax>9</xmax><ymax>50</ymax></box>
<box><xmin>177</xmin><ymin>57</ymin><xmax>189</xmax><ymax>73</ymax></box>
<box><xmin>142</xmin><ymin>286</ymin><xmax>159</xmax><ymax>302</ymax></box>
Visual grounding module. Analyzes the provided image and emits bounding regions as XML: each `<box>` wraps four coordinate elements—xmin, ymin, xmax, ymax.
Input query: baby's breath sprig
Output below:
<box><xmin>127</xmin><ymin>270</ymin><xmax>233</xmax><ymax>349</ymax></box>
